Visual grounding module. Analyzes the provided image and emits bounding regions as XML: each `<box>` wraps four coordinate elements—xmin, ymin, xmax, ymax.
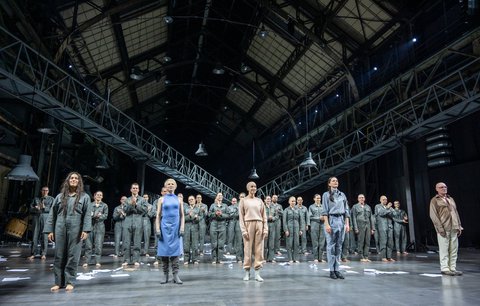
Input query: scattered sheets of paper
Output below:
<box><xmin>2</xmin><ymin>277</ymin><xmax>31</xmax><ymax>282</ymax></box>
<box><xmin>7</xmin><ymin>269</ymin><xmax>29</xmax><ymax>272</ymax></box>
<box><xmin>420</xmin><ymin>273</ymin><xmax>443</xmax><ymax>277</ymax></box>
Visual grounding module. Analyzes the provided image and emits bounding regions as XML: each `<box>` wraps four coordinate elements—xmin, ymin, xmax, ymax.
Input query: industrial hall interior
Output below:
<box><xmin>0</xmin><ymin>0</ymin><xmax>480</xmax><ymax>305</ymax></box>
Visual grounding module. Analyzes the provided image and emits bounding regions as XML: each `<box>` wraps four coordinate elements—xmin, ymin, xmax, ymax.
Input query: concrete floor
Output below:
<box><xmin>0</xmin><ymin>243</ymin><xmax>479</xmax><ymax>306</ymax></box>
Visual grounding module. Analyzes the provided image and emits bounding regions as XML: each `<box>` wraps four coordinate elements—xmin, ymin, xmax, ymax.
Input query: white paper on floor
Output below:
<box><xmin>7</xmin><ymin>269</ymin><xmax>29</xmax><ymax>272</ymax></box>
<box><xmin>416</xmin><ymin>255</ymin><xmax>428</xmax><ymax>258</ymax></box>
<box><xmin>9</xmin><ymin>251</ymin><xmax>21</xmax><ymax>254</ymax></box>
<box><xmin>92</xmin><ymin>269</ymin><xmax>111</xmax><ymax>273</ymax></box>
<box><xmin>339</xmin><ymin>265</ymin><xmax>352</xmax><ymax>269</ymax></box>
<box><xmin>9</xmin><ymin>255</ymin><xmax>21</xmax><ymax>258</ymax></box>
<box><xmin>113</xmin><ymin>267</ymin><xmax>123</xmax><ymax>272</ymax></box>
<box><xmin>2</xmin><ymin>277</ymin><xmax>31</xmax><ymax>282</ymax></box>
<box><xmin>345</xmin><ymin>270</ymin><xmax>359</xmax><ymax>274</ymax></box>
<box><xmin>0</xmin><ymin>258</ymin><xmax>8</xmax><ymax>262</ymax></box>
<box><xmin>223</xmin><ymin>255</ymin><xmax>236</xmax><ymax>259</ymax></box>
<box><xmin>420</xmin><ymin>273</ymin><xmax>443</xmax><ymax>277</ymax></box>
<box><xmin>77</xmin><ymin>274</ymin><xmax>95</xmax><ymax>280</ymax></box>
<box><xmin>111</xmin><ymin>274</ymin><xmax>129</xmax><ymax>278</ymax></box>
<box><xmin>363</xmin><ymin>269</ymin><xmax>409</xmax><ymax>275</ymax></box>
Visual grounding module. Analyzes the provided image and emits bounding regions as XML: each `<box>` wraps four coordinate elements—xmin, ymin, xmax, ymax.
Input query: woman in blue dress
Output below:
<box><xmin>155</xmin><ymin>178</ymin><xmax>185</xmax><ymax>284</ymax></box>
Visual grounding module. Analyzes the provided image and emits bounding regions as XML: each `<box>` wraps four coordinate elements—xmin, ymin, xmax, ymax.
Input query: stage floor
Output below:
<box><xmin>0</xmin><ymin>244</ymin><xmax>479</xmax><ymax>305</ymax></box>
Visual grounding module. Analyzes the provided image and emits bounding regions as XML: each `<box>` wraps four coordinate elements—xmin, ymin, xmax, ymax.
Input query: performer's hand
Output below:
<box><xmin>299</xmin><ymin>231</ymin><xmax>303</xmax><ymax>236</ymax></box>
<box><xmin>80</xmin><ymin>232</ymin><xmax>88</xmax><ymax>240</ymax></box>
<box><xmin>179</xmin><ymin>230</ymin><xmax>184</xmax><ymax>237</ymax></box>
<box><xmin>285</xmin><ymin>230</ymin><xmax>289</xmax><ymax>237</ymax></box>
<box><xmin>371</xmin><ymin>229</ymin><xmax>375</xmax><ymax>235</ymax></box>
<box><xmin>242</xmin><ymin>232</ymin><xmax>249</xmax><ymax>241</ymax></box>
<box><xmin>355</xmin><ymin>229</ymin><xmax>359</xmax><ymax>234</ymax></box>
<box><xmin>156</xmin><ymin>230</ymin><xmax>163</xmax><ymax>240</ymax></box>
<box><xmin>48</xmin><ymin>233</ymin><xmax>54</xmax><ymax>242</ymax></box>
<box><xmin>325</xmin><ymin>225</ymin><xmax>332</xmax><ymax>234</ymax></box>
<box><xmin>262</xmin><ymin>232</ymin><xmax>268</xmax><ymax>239</ymax></box>
<box><xmin>345</xmin><ymin>223</ymin><xmax>350</xmax><ymax>233</ymax></box>
<box><xmin>457</xmin><ymin>229</ymin><xmax>462</xmax><ymax>237</ymax></box>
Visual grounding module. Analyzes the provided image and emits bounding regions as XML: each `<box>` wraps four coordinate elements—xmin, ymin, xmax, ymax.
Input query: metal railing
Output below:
<box><xmin>0</xmin><ymin>26</ymin><xmax>237</xmax><ymax>201</ymax></box>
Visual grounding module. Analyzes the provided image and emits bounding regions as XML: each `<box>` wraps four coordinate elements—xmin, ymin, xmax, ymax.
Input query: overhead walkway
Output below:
<box><xmin>0</xmin><ymin>26</ymin><xmax>237</xmax><ymax>200</ymax></box>
<box><xmin>258</xmin><ymin>28</ymin><xmax>480</xmax><ymax>201</ymax></box>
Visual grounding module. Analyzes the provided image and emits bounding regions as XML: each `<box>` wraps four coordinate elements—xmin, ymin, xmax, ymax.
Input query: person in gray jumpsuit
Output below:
<box><xmin>141</xmin><ymin>194</ymin><xmax>155</xmax><ymax>257</ymax></box>
<box><xmin>227</xmin><ymin>197</ymin><xmax>243</xmax><ymax>261</ymax></box>
<box><xmin>392</xmin><ymin>200</ymin><xmax>409</xmax><ymax>255</ymax></box>
<box><xmin>83</xmin><ymin>191</ymin><xmax>108</xmax><ymax>267</ymax></box>
<box><xmin>113</xmin><ymin>196</ymin><xmax>127</xmax><ymax>257</ymax></box>
<box><xmin>296</xmin><ymin>196</ymin><xmax>309</xmax><ymax>254</ymax></box>
<box><xmin>183</xmin><ymin>195</ymin><xmax>200</xmax><ymax>264</ymax></box>
<box><xmin>322</xmin><ymin>177</ymin><xmax>350</xmax><ymax>280</ymax></box>
<box><xmin>341</xmin><ymin>215</ymin><xmax>354</xmax><ymax>262</ymax></box>
<box><xmin>209</xmin><ymin>192</ymin><xmax>228</xmax><ymax>263</ymax></box>
<box><xmin>375</xmin><ymin>195</ymin><xmax>395</xmax><ymax>262</ymax></box>
<box><xmin>283</xmin><ymin>196</ymin><xmax>304</xmax><ymax>263</ymax></box>
<box><xmin>122</xmin><ymin>183</ymin><xmax>147</xmax><ymax>266</ymax></box>
<box><xmin>45</xmin><ymin>172</ymin><xmax>92</xmax><ymax>292</ymax></box>
<box><xmin>29</xmin><ymin>186</ymin><xmax>54</xmax><ymax>260</ymax></box>
<box><xmin>308</xmin><ymin>194</ymin><xmax>326</xmax><ymax>263</ymax></box>
<box><xmin>264</xmin><ymin>195</ymin><xmax>277</xmax><ymax>262</ymax></box>
<box><xmin>196</xmin><ymin>194</ymin><xmax>208</xmax><ymax>256</ymax></box>
<box><xmin>351</xmin><ymin>194</ymin><xmax>374</xmax><ymax>262</ymax></box>
<box><xmin>272</xmin><ymin>194</ymin><xmax>283</xmax><ymax>255</ymax></box>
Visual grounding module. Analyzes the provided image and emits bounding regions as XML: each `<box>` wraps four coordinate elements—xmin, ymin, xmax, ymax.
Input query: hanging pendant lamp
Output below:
<box><xmin>195</xmin><ymin>142</ymin><xmax>208</xmax><ymax>156</ymax></box>
<box><xmin>248</xmin><ymin>140</ymin><xmax>259</xmax><ymax>180</ymax></box>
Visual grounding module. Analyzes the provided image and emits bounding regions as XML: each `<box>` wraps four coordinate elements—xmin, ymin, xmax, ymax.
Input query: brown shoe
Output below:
<box><xmin>441</xmin><ymin>270</ymin><xmax>455</xmax><ymax>276</ymax></box>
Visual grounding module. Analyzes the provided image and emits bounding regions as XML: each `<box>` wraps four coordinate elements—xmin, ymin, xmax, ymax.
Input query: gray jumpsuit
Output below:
<box><xmin>264</xmin><ymin>203</ymin><xmax>277</xmax><ymax>261</ymax></box>
<box><xmin>30</xmin><ymin>195</ymin><xmax>54</xmax><ymax>256</ymax></box>
<box><xmin>375</xmin><ymin>204</ymin><xmax>394</xmax><ymax>259</ymax></box>
<box><xmin>341</xmin><ymin>217</ymin><xmax>354</xmax><ymax>259</ymax></box>
<box><xmin>84</xmin><ymin>201</ymin><xmax>108</xmax><ymax>265</ymax></box>
<box><xmin>297</xmin><ymin>205</ymin><xmax>308</xmax><ymax>253</ymax></box>
<box><xmin>392</xmin><ymin>208</ymin><xmax>408</xmax><ymax>253</ymax></box>
<box><xmin>208</xmin><ymin>202</ymin><xmax>228</xmax><ymax>262</ymax></box>
<box><xmin>44</xmin><ymin>193</ymin><xmax>92</xmax><ymax>287</ymax></box>
<box><xmin>123</xmin><ymin>196</ymin><xmax>147</xmax><ymax>264</ymax></box>
<box><xmin>142</xmin><ymin>202</ymin><xmax>156</xmax><ymax>255</ymax></box>
<box><xmin>227</xmin><ymin>204</ymin><xmax>243</xmax><ymax>260</ymax></box>
<box><xmin>283</xmin><ymin>206</ymin><xmax>304</xmax><ymax>262</ymax></box>
<box><xmin>197</xmin><ymin>202</ymin><xmax>208</xmax><ymax>255</ymax></box>
<box><xmin>322</xmin><ymin>190</ymin><xmax>350</xmax><ymax>272</ymax></box>
<box><xmin>183</xmin><ymin>203</ymin><xmax>200</xmax><ymax>263</ymax></box>
<box><xmin>273</xmin><ymin>203</ymin><xmax>283</xmax><ymax>253</ymax></box>
<box><xmin>351</xmin><ymin>203</ymin><xmax>373</xmax><ymax>259</ymax></box>
<box><xmin>308</xmin><ymin>203</ymin><xmax>326</xmax><ymax>261</ymax></box>
<box><xmin>112</xmin><ymin>204</ymin><xmax>126</xmax><ymax>256</ymax></box>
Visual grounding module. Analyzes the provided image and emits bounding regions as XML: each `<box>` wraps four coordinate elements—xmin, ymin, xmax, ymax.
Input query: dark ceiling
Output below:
<box><xmin>0</xmin><ymin>0</ymin><xmax>477</xmax><ymax>190</ymax></box>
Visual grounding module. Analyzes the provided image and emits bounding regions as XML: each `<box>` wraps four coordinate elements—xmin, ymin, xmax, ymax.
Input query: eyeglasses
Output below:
<box><xmin>438</xmin><ymin>186</ymin><xmax>447</xmax><ymax>188</ymax></box>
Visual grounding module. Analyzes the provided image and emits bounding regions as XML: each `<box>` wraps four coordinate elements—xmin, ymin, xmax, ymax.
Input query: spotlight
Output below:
<box><xmin>240</xmin><ymin>63</ymin><xmax>250</xmax><ymax>73</ymax></box>
<box><xmin>258</xmin><ymin>26</ymin><xmax>268</xmax><ymax>38</ymax></box>
<box><xmin>68</xmin><ymin>64</ymin><xmax>73</xmax><ymax>69</ymax></box>
<box><xmin>162</xmin><ymin>56</ymin><xmax>172</xmax><ymax>63</ymax></box>
<box><xmin>336</xmin><ymin>94</ymin><xmax>339</xmax><ymax>98</ymax></box>
<box><xmin>164</xmin><ymin>79</ymin><xmax>171</xmax><ymax>85</ymax></box>
<box><xmin>373</xmin><ymin>66</ymin><xmax>378</xmax><ymax>71</ymax></box>
<box><xmin>212</xmin><ymin>63</ymin><xmax>225</xmax><ymax>75</ymax></box>
<box><xmin>164</xmin><ymin>16</ymin><xmax>173</xmax><ymax>24</ymax></box>
<box><xmin>412</xmin><ymin>37</ymin><xmax>417</xmax><ymax>43</ymax></box>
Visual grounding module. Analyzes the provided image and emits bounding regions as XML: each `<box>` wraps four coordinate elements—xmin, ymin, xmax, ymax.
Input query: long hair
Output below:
<box><xmin>327</xmin><ymin>177</ymin><xmax>336</xmax><ymax>202</ymax></box>
<box><xmin>60</xmin><ymin>171</ymin><xmax>85</xmax><ymax>215</ymax></box>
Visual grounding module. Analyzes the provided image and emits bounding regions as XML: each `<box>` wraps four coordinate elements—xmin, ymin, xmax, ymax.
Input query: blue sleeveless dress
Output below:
<box><xmin>157</xmin><ymin>193</ymin><xmax>183</xmax><ymax>256</ymax></box>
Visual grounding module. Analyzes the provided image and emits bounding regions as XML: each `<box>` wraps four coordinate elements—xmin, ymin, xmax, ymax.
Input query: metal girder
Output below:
<box><xmin>53</xmin><ymin>0</ymin><xmax>164</xmax><ymax>63</ymax></box>
<box><xmin>0</xmin><ymin>26</ymin><xmax>237</xmax><ymax>201</ymax></box>
<box><xmin>258</xmin><ymin>34</ymin><xmax>480</xmax><ymax>202</ymax></box>
<box><xmin>257</xmin><ymin>28</ymin><xmax>480</xmax><ymax>177</ymax></box>
<box><xmin>257</xmin><ymin>0</ymin><xmax>359</xmax><ymax>101</ymax></box>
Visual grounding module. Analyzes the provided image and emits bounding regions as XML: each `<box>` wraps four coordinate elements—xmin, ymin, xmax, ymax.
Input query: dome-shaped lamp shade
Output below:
<box><xmin>5</xmin><ymin>155</ymin><xmax>39</xmax><ymax>181</ymax></box>
<box><xmin>37</xmin><ymin>116</ymin><xmax>58</xmax><ymax>134</ymax></box>
<box><xmin>248</xmin><ymin>167</ymin><xmax>259</xmax><ymax>180</ymax></box>
<box><xmin>300</xmin><ymin>152</ymin><xmax>317</xmax><ymax>168</ymax></box>
<box><xmin>95</xmin><ymin>155</ymin><xmax>110</xmax><ymax>169</ymax></box>
<box><xmin>195</xmin><ymin>142</ymin><xmax>208</xmax><ymax>156</ymax></box>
